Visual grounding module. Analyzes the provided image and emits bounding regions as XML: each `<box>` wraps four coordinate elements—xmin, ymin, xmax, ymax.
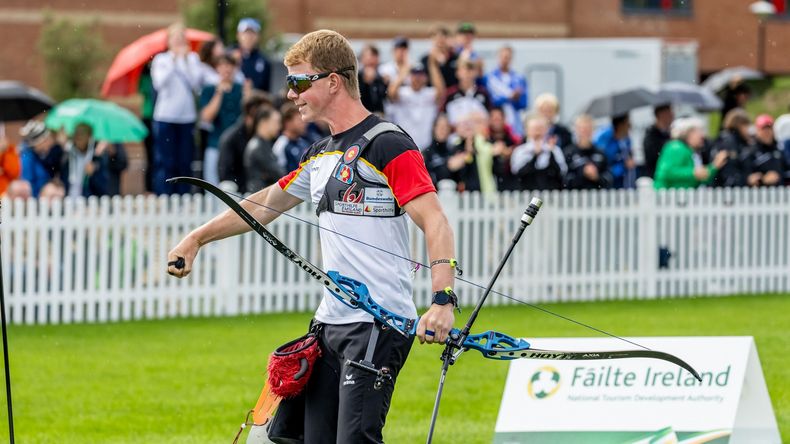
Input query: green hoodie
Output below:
<box><xmin>653</xmin><ymin>139</ymin><xmax>718</xmax><ymax>189</ymax></box>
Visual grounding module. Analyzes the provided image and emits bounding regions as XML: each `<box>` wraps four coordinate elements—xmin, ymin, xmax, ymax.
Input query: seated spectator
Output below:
<box><xmin>594</xmin><ymin>113</ymin><xmax>635</xmax><ymax>189</ymax></box>
<box><xmin>4</xmin><ymin>179</ymin><xmax>32</xmax><ymax>201</ymax></box>
<box><xmin>488</xmin><ymin>107</ymin><xmax>521</xmax><ymax>191</ymax></box>
<box><xmin>61</xmin><ymin>123</ymin><xmax>109</xmax><ymax>198</ymax></box>
<box><xmin>642</xmin><ymin>104</ymin><xmax>673</xmax><ymax>178</ymax></box>
<box><xmin>446</xmin><ymin>114</ymin><xmax>496</xmax><ymax>193</ymax></box>
<box><xmin>244</xmin><ymin>107</ymin><xmax>285</xmax><ymax>192</ymax></box>
<box><xmin>387</xmin><ymin>59</ymin><xmax>445</xmax><ymax>150</ymax></box>
<box><xmin>421</xmin><ymin>26</ymin><xmax>458</xmax><ymax>89</ymax></box>
<box><xmin>564</xmin><ymin>114</ymin><xmax>611</xmax><ymax>190</ymax></box>
<box><xmin>744</xmin><ymin>114</ymin><xmax>783</xmax><ymax>187</ymax></box>
<box><xmin>0</xmin><ymin>133</ymin><xmax>21</xmax><ymax>196</ymax></box>
<box><xmin>654</xmin><ymin>117</ymin><xmax>728</xmax><ymax>189</ymax></box>
<box><xmin>102</xmin><ymin>143</ymin><xmax>129</xmax><ymax>196</ymax></box>
<box><xmin>358</xmin><ymin>44</ymin><xmax>387</xmax><ymax>115</ymax></box>
<box><xmin>422</xmin><ymin>114</ymin><xmax>454</xmax><ymax>187</ymax></box>
<box><xmin>534</xmin><ymin>93</ymin><xmax>572</xmax><ymax>150</ymax></box>
<box><xmin>39</xmin><ymin>180</ymin><xmax>66</xmax><ymax>202</ymax></box>
<box><xmin>19</xmin><ymin>120</ymin><xmax>64</xmax><ymax>197</ymax></box>
<box><xmin>379</xmin><ymin>36</ymin><xmax>411</xmax><ymax>86</ymax></box>
<box><xmin>710</xmin><ymin>108</ymin><xmax>752</xmax><ymax>187</ymax></box>
<box><xmin>200</xmin><ymin>53</ymin><xmax>243</xmax><ymax>185</ymax></box>
<box><xmin>218</xmin><ymin>91</ymin><xmax>272</xmax><ymax>193</ymax></box>
<box><xmin>273</xmin><ymin>103</ymin><xmax>311</xmax><ymax>172</ymax></box>
<box><xmin>486</xmin><ymin>45</ymin><xmax>527</xmax><ymax>137</ymax></box>
<box><xmin>510</xmin><ymin>115</ymin><xmax>567</xmax><ymax>191</ymax></box>
<box><xmin>442</xmin><ymin>57</ymin><xmax>492</xmax><ymax>127</ymax></box>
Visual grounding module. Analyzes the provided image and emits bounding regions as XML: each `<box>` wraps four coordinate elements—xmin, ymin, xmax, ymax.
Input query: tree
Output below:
<box><xmin>181</xmin><ymin>0</ymin><xmax>275</xmax><ymax>48</ymax></box>
<box><xmin>38</xmin><ymin>13</ymin><xmax>106</xmax><ymax>102</ymax></box>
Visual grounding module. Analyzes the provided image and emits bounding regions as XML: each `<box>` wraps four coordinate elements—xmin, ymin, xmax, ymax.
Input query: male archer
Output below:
<box><xmin>167</xmin><ymin>30</ymin><xmax>458</xmax><ymax>443</ymax></box>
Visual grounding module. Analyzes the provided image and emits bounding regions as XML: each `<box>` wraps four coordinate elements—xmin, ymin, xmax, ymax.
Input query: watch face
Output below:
<box><xmin>433</xmin><ymin>292</ymin><xmax>450</xmax><ymax>305</ymax></box>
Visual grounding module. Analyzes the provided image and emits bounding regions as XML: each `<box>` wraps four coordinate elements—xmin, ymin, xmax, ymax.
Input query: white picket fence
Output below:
<box><xmin>2</xmin><ymin>180</ymin><xmax>789</xmax><ymax>325</ymax></box>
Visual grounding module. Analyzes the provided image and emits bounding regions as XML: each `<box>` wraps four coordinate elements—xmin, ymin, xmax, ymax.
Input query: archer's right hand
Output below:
<box><xmin>167</xmin><ymin>234</ymin><xmax>201</xmax><ymax>278</ymax></box>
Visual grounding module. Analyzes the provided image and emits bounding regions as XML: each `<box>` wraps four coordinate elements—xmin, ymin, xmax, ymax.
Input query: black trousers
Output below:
<box><xmin>270</xmin><ymin>321</ymin><xmax>414</xmax><ymax>444</ymax></box>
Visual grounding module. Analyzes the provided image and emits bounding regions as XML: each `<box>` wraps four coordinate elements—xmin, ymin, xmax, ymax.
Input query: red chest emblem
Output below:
<box><xmin>343</xmin><ymin>145</ymin><xmax>360</xmax><ymax>163</ymax></box>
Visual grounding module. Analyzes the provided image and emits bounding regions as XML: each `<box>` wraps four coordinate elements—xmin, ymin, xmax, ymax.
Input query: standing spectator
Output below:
<box><xmin>486</xmin><ymin>46</ymin><xmax>527</xmax><ymax>137</ymax></box>
<box><xmin>534</xmin><ymin>93</ymin><xmax>572</xmax><ymax>149</ymax></box>
<box><xmin>197</xmin><ymin>38</ymin><xmax>225</xmax><ymax>86</ymax></box>
<box><xmin>511</xmin><ymin>115</ymin><xmax>567</xmax><ymax>191</ymax></box>
<box><xmin>488</xmin><ymin>107</ymin><xmax>521</xmax><ymax>191</ymax></box>
<box><xmin>378</xmin><ymin>36</ymin><xmax>410</xmax><ymax>85</ymax></box>
<box><xmin>564</xmin><ymin>114</ymin><xmax>611</xmax><ymax>190</ymax></box>
<box><xmin>455</xmin><ymin>22</ymin><xmax>482</xmax><ymax>78</ymax></box>
<box><xmin>422</xmin><ymin>114</ymin><xmax>454</xmax><ymax>186</ymax></box>
<box><xmin>442</xmin><ymin>57</ymin><xmax>492</xmax><ymax>127</ymax></box>
<box><xmin>0</xmin><ymin>132</ymin><xmax>21</xmax><ymax>196</ymax></box>
<box><xmin>19</xmin><ymin>120</ymin><xmax>64</xmax><ymax>197</ymax></box>
<box><xmin>642</xmin><ymin>104</ymin><xmax>673</xmax><ymax>178</ymax></box>
<box><xmin>594</xmin><ymin>114</ymin><xmax>635</xmax><ymax>189</ymax></box>
<box><xmin>138</xmin><ymin>62</ymin><xmax>156</xmax><ymax>193</ymax></box>
<box><xmin>387</xmin><ymin>58</ymin><xmax>445</xmax><ymax>150</ymax></box>
<box><xmin>357</xmin><ymin>44</ymin><xmax>387</xmax><ymax>115</ymax></box>
<box><xmin>272</xmin><ymin>103</ymin><xmax>311</xmax><ymax>172</ymax></box>
<box><xmin>710</xmin><ymin>109</ymin><xmax>751</xmax><ymax>187</ymax></box>
<box><xmin>421</xmin><ymin>26</ymin><xmax>458</xmax><ymax>89</ymax></box>
<box><xmin>199</xmin><ymin>53</ymin><xmax>243</xmax><ymax>186</ymax></box>
<box><xmin>233</xmin><ymin>18</ymin><xmax>271</xmax><ymax>93</ymax></box>
<box><xmin>654</xmin><ymin>117</ymin><xmax>728</xmax><ymax>189</ymax></box>
<box><xmin>244</xmin><ymin>107</ymin><xmax>284</xmax><ymax>192</ymax></box>
<box><xmin>218</xmin><ymin>91</ymin><xmax>272</xmax><ymax>193</ymax></box>
<box><xmin>719</xmin><ymin>80</ymin><xmax>751</xmax><ymax>133</ymax></box>
<box><xmin>446</xmin><ymin>114</ymin><xmax>495</xmax><ymax>193</ymax></box>
<box><xmin>103</xmin><ymin>143</ymin><xmax>129</xmax><ymax>196</ymax></box>
<box><xmin>61</xmin><ymin>123</ymin><xmax>109</xmax><ymax>198</ymax></box>
<box><xmin>151</xmin><ymin>22</ymin><xmax>201</xmax><ymax>195</ymax></box>
<box><xmin>744</xmin><ymin>114</ymin><xmax>783</xmax><ymax>187</ymax></box>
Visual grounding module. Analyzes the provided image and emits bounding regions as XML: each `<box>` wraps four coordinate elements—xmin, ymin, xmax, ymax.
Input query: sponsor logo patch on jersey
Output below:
<box><xmin>364</xmin><ymin>188</ymin><xmax>395</xmax><ymax>204</ymax></box>
<box><xmin>334</xmin><ymin>201</ymin><xmax>364</xmax><ymax>215</ymax></box>
<box><xmin>335</xmin><ymin>164</ymin><xmax>354</xmax><ymax>184</ymax></box>
<box><xmin>343</xmin><ymin>144</ymin><xmax>361</xmax><ymax>163</ymax></box>
<box><xmin>342</xmin><ymin>183</ymin><xmax>364</xmax><ymax>203</ymax></box>
<box><xmin>363</xmin><ymin>203</ymin><xmax>396</xmax><ymax>216</ymax></box>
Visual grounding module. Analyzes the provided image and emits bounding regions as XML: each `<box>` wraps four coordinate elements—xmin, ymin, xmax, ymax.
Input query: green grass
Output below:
<box><xmin>0</xmin><ymin>294</ymin><xmax>787</xmax><ymax>443</ymax></box>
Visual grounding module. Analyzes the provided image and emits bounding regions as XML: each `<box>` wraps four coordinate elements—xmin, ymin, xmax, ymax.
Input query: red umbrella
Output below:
<box><xmin>101</xmin><ymin>28</ymin><xmax>215</xmax><ymax>97</ymax></box>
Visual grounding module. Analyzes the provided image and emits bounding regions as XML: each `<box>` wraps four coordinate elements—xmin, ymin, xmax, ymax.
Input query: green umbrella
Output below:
<box><xmin>45</xmin><ymin>98</ymin><xmax>148</xmax><ymax>143</ymax></box>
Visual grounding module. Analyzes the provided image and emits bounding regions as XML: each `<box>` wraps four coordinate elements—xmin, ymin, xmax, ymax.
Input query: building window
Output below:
<box><xmin>622</xmin><ymin>0</ymin><xmax>693</xmax><ymax>15</ymax></box>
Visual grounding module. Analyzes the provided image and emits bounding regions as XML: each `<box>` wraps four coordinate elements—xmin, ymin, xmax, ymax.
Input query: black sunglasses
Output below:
<box><xmin>286</xmin><ymin>66</ymin><xmax>355</xmax><ymax>94</ymax></box>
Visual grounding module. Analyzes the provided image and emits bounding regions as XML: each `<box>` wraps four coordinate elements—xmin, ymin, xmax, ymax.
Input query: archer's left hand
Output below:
<box><xmin>416</xmin><ymin>304</ymin><xmax>455</xmax><ymax>344</ymax></box>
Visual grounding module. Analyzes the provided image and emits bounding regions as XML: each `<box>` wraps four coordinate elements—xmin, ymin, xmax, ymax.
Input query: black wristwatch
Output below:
<box><xmin>432</xmin><ymin>287</ymin><xmax>460</xmax><ymax>312</ymax></box>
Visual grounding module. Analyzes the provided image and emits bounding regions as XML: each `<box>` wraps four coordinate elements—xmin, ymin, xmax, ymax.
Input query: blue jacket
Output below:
<box><xmin>594</xmin><ymin>126</ymin><xmax>633</xmax><ymax>188</ymax></box>
<box><xmin>485</xmin><ymin>68</ymin><xmax>528</xmax><ymax>136</ymax></box>
<box><xmin>20</xmin><ymin>144</ymin><xmax>63</xmax><ymax>197</ymax></box>
<box><xmin>237</xmin><ymin>47</ymin><xmax>271</xmax><ymax>92</ymax></box>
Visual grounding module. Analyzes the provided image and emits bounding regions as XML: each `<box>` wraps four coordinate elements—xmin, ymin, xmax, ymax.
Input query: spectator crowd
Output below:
<box><xmin>4</xmin><ymin>20</ymin><xmax>790</xmax><ymax>202</ymax></box>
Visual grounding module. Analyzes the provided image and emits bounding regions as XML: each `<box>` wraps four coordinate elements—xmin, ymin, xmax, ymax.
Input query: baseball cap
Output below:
<box><xmin>457</xmin><ymin>22</ymin><xmax>476</xmax><ymax>34</ymax></box>
<box><xmin>237</xmin><ymin>18</ymin><xmax>261</xmax><ymax>33</ymax></box>
<box><xmin>755</xmin><ymin>114</ymin><xmax>774</xmax><ymax>129</ymax></box>
<box><xmin>393</xmin><ymin>36</ymin><xmax>409</xmax><ymax>49</ymax></box>
<box><xmin>410</xmin><ymin>62</ymin><xmax>427</xmax><ymax>74</ymax></box>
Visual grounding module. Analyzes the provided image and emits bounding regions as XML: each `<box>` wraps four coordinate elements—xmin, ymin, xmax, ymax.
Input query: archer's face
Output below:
<box><xmin>286</xmin><ymin>62</ymin><xmax>332</xmax><ymax>123</ymax></box>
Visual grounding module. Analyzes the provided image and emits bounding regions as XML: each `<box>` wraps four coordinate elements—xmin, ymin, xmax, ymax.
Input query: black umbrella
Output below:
<box><xmin>582</xmin><ymin>88</ymin><xmax>664</xmax><ymax>119</ymax></box>
<box><xmin>701</xmin><ymin>66</ymin><xmax>763</xmax><ymax>92</ymax></box>
<box><xmin>658</xmin><ymin>82</ymin><xmax>723</xmax><ymax>111</ymax></box>
<box><xmin>0</xmin><ymin>81</ymin><xmax>55</xmax><ymax>122</ymax></box>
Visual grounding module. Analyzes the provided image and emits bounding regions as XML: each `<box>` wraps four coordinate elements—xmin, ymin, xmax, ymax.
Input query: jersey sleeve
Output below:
<box><xmin>364</xmin><ymin>132</ymin><xmax>436</xmax><ymax>206</ymax></box>
<box><xmin>277</xmin><ymin>141</ymin><xmax>324</xmax><ymax>201</ymax></box>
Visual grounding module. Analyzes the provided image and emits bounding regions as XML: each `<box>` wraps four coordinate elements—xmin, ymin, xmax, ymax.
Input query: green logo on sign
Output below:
<box><xmin>528</xmin><ymin>366</ymin><xmax>561</xmax><ymax>399</ymax></box>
